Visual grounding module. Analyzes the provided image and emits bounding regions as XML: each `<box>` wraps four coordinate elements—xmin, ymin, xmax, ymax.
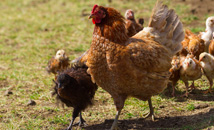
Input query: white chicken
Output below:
<box><xmin>200</xmin><ymin>16</ymin><xmax>214</xmax><ymax>52</ymax></box>
<box><xmin>199</xmin><ymin>52</ymin><xmax>214</xmax><ymax>93</ymax></box>
<box><xmin>180</xmin><ymin>55</ymin><xmax>202</xmax><ymax>97</ymax></box>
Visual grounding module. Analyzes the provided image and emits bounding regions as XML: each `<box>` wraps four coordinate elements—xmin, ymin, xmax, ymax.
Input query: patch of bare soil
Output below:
<box><xmin>174</xmin><ymin>0</ymin><xmax>214</xmax><ymax>27</ymax></box>
<box><xmin>180</xmin><ymin>0</ymin><xmax>214</xmax><ymax>15</ymax></box>
<box><xmin>0</xmin><ymin>79</ymin><xmax>8</xmax><ymax>88</ymax></box>
<box><xmin>82</xmin><ymin>93</ymin><xmax>214</xmax><ymax>130</ymax></box>
<box><xmin>84</xmin><ymin>108</ymin><xmax>214</xmax><ymax>130</ymax></box>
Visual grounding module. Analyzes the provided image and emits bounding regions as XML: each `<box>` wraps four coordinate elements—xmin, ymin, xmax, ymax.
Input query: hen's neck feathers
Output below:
<box><xmin>94</xmin><ymin>7</ymin><xmax>129</xmax><ymax>44</ymax></box>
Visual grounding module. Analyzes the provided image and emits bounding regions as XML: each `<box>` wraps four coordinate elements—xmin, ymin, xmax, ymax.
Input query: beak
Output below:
<box><xmin>88</xmin><ymin>14</ymin><xmax>95</xmax><ymax>19</ymax></box>
<box><xmin>199</xmin><ymin>58</ymin><xmax>202</xmax><ymax>62</ymax></box>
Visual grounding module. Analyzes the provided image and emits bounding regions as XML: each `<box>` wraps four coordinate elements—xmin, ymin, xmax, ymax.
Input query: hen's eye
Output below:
<box><xmin>189</xmin><ymin>61</ymin><xmax>192</xmax><ymax>64</ymax></box>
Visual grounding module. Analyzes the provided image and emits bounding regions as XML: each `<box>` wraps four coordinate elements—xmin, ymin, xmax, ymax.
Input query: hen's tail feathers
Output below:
<box><xmin>148</xmin><ymin>1</ymin><xmax>184</xmax><ymax>56</ymax></box>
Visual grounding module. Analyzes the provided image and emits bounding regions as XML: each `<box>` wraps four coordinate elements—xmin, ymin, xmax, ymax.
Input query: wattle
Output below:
<box><xmin>92</xmin><ymin>18</ymin><xmax>101</xmax><ymax>24</ymax></box>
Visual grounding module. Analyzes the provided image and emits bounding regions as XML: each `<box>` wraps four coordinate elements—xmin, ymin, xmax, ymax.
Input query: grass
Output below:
<box><xmin>0</xmin><ymin>0</ymin><xmax>214</xmax><ymax>130</ymax></box>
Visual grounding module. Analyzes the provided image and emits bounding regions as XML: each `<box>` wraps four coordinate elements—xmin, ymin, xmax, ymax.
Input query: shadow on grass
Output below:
<box><xmin>160</xmin><ymin>84</ymin><xmax>214</xmax><ymax>102</ymax></box>
<box><xmin>84</xmin><ymin>108</ymin><xmax>214</xmax><ymax>130</ymax></box>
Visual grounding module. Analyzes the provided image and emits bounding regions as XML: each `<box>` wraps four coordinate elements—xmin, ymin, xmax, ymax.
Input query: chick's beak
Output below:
<box><xmin>88</xmin><ymin>14</ymin><xmax>96</xmax><ymax>19</ymax></box>
<box><xmin>199</xmin><ymin>58</ymin><xmax>202</xmax><ymax>62</ymax></box>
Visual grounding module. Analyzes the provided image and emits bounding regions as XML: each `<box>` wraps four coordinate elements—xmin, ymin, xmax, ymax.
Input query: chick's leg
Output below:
<box><xmin>171</xmin><ymin>84</ymin><xmax>175</xmax><ymax>97</ymax></box>
<box><xmin>190</xmin><ymin>81</ymin><xmax>196</xmax><ymax>90</ymax></box>
<box><xmin>171</xmin><ymin>81</ymin><xmax>178</xmax><ymax>97</ymax></box>
<box><xmin>204</xmin><ymin>78</ymin><xmax>213</xmax><ymax>94</ymax></box>
<box><xmin>181</xmin><ymin>82</ymin><xmax>189</xmax><ymax>97</ymax></box>
<box><xmin>66</xmin><ymin>107</ymin><xmax>80</xmax><ymax>130</ymax></box>
<box><xmin>73</xmin><ymin>112</ymin><xmax>87</xmax><ymax>126</ymax></box>
<box><xmin>143</xmin><ymin>98</ymin><xmax>155</xmax><ymax>121</ymax></box>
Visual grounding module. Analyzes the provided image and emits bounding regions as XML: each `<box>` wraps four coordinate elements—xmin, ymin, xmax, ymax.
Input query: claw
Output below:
<box><xmin>73</xmin><ymin>120</ymin><xmax>88</xmax><ymax>127</ymax></box>
<box><xmin>143</xmin><ymin>112</ymin><xmax>155</xmax><ymax>121</ymax></box>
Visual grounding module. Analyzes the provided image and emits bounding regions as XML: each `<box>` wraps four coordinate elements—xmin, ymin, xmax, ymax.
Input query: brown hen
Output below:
<box><xmin>125</xmin><ymin>9</ymin><xmax>144</xmax><ymax>37</ymax></box>
<box><xmin>87</xmin><ymin>2</ymin><xmax>184</xmax><ymax>129</ymax></box>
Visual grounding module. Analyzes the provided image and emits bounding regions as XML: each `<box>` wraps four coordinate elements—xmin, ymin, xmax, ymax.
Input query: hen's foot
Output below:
<box><xmin>143</xmin><ymin>112</ymin><xmax>155</xmax><ymax>121</ymax></box>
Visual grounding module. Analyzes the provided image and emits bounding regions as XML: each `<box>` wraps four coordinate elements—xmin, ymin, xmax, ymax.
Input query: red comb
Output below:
<box><xmin>92</xmin><ymin>4</ymin><xmax>98</xmax><ymax>13</ymax></box>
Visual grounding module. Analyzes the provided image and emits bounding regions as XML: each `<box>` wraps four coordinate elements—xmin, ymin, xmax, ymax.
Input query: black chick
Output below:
<box><xmin>52</xmin><ymin>65</ymin><xmax>97</xmax><ymax>130</ymax></box>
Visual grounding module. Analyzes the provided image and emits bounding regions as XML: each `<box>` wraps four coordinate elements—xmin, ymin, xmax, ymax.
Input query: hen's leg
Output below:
<box><xmin>73</xmin><ymin>112</ymin><xmax>87</xmax><ymax>126</ymax></box>
<box><xmin>143</xmin><ymin>98</ymin><xmax>155</xmax><ymax>121</ymax></box>
<box><xmin>204</xmin><ymin>78</ymin><xmax>213</xmax><ymax>94</ymax></box>
<box><xmin>110</xmin><ymin>110</ymin><xmax>121</xmax><ymax>130</ymax></box>
<box><xmin>66</xmin><ymin>107</ymin><xmax>80</xmax><ymax>130</ymax></box>
<box><xmin>181</xmin><ymin>82</ymin><xmax>189</xmax><ymax>97</ymax></box>
<box><xmin>110</xmin><ymin>95</ymin><xmax>126</xmax><ymax>130</ymax></box>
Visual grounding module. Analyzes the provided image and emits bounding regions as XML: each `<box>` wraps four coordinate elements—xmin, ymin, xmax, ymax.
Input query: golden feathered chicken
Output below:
<box><xmin>179</xmin><ymin>55</ymin><xmax>202</xmax><ymax>97</ymax></box>
<box><xmin>46</xmin><ymin>49</ymin><xmax>70</xmax><ymax>78</ymax></box>
<box><xmin>125</xmin><ymin>9</ymin><xmax>144</xmax><ymax>37</ymax></box>
<box><xmin>199</xmin><ymin>52</ymin><xmax>214</xmax><ymax>93</ymax></box>
<box><xmin>180</xmin><ymin>29</ymin><xmax>205</xmax><ymax>59</ymax></box>
<box><xmin>86</xmin><ymin>1</ymin><xmax>184</xmax><ymax>129</ymax></box>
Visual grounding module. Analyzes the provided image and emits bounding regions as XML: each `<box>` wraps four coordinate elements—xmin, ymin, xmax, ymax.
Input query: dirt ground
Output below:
<box><xmin>176</xmin><ymin>0</ymin><xmax>214</xmax><ymax>27</ymax></box>
<box><xmin>84</xmin><ymin>98</ymin><xmax>213</xmax><ymax>130</ymax></box>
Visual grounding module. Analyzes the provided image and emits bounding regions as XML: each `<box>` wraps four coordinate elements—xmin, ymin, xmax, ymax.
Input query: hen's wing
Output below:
<box><xmin>125</xmin><ymin>20</ymin><xmax>137</xmax><ymax>37</ymax></box>
<box><xmin>125</xmin><ymin>1</ymin><xmax>184</xmax><ymax>80</ymax></box>
<box><xmin>134</xmin><ymin>22</ymin><xmax>143</xmax><ymax>32</ymax></box>
<box><xmin>126</xmin><ymin>37</ymin><xmax>172</xmax><ymax>81</ymax></box>
<box><xmin>71</xmin><ymin>50</ymin><xmax>89</xmax><ymax>67</ymax></box>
